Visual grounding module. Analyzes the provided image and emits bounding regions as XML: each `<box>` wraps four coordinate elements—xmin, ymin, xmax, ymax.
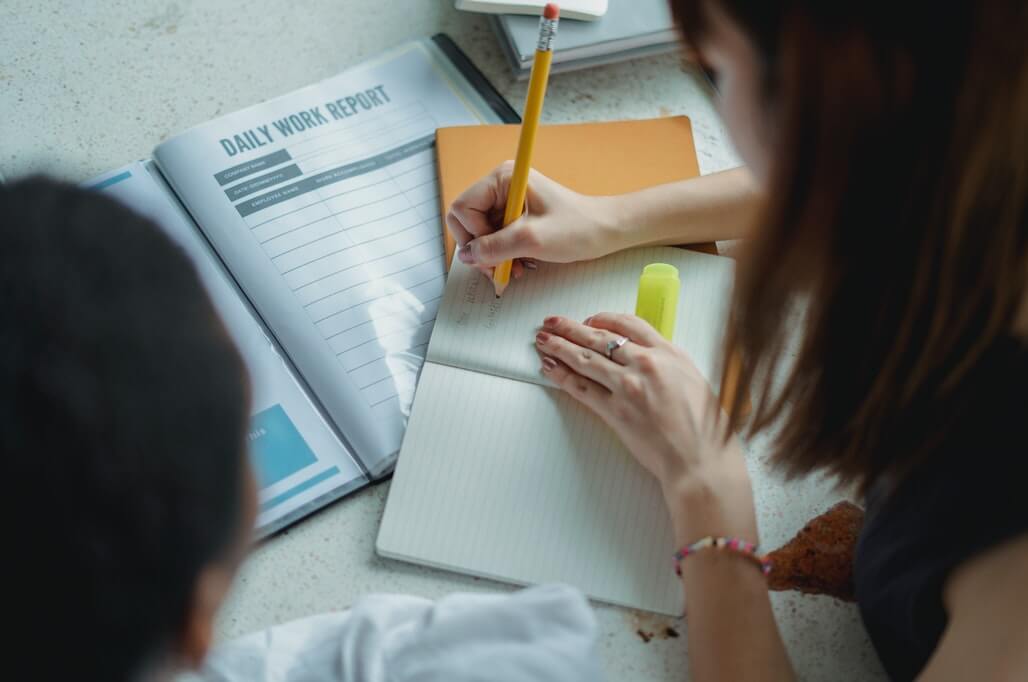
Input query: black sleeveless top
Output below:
<box><xmin>854</xmin><ymin>335</ymin><xmax>1028</xmax><ymax>680</ymax></box>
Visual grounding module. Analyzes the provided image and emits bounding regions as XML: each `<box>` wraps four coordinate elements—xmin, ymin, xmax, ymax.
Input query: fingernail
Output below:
<box><xmin>535</xmin><ymin>331</ymin><xmax>550</xmax><ymax>345</ymax></box>
<box><xmin>584</xmin><ymin>316</ymin><xmax>593</xmax><ymax>325</ymax></box>
<box><xmin>457</xmin><ymin>243</ymin><xmax>475</xmax><ymax>264</ymax></box>
<box><xmin>541</xmin><ymin>356</ymin><xmax>557</xmax><ymax>372</ymax></box>
<box><xmin>543</xmin><ymin>316</ymin><xmax>559</xmax><ymax>328</ymax></box>
<box><xmin>523</xmin><ymin>260</ymin><xmax>538</xmax><ymax>270</ymax></box>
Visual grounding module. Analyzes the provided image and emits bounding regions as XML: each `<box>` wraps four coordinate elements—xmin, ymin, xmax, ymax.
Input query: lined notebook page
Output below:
<box><xmin>428</xmin><ymin>246</ymin><xmax>735</xmax><ymax>386</ymax></box>
<box><xmin>377</xmin><ymin>361</ymin><xmax>684</xmax><ymax>615</ymax></box>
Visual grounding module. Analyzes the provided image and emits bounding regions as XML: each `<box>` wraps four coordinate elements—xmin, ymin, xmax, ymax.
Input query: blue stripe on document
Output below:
<box><xmin>88</xmin><ymin>170</ymin><xmax>132</xmax><ymax>191</ymax></box>
<box><xmin>260</xmin><ymin>466</ymin><xmax>341</xmax><ymax>512</ymax></box>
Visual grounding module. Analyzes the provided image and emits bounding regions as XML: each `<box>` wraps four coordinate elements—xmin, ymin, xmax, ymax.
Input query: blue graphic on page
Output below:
<box><xmin>248</xmin><ymin>404</ymin><xmax>319</xmax><ymax>489</ymax></box>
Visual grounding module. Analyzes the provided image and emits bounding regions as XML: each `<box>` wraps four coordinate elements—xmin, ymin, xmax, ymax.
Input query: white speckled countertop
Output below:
<box><xmin>1</xmin><ymin>2</ymin><xmax>885</xmax><ymax>679</ymax></box>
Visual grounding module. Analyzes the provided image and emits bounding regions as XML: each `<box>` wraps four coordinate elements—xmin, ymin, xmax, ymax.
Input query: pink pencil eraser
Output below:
<box><xmin>543</xmin><ymin>3</ymin><xmax>560</xmax><ymax>19</ymax></box>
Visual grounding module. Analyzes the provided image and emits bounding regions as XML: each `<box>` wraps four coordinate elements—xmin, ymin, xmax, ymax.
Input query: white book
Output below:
<box><xmin>86</xmin><ymin>36</ymin><xmax>518</xmax><ymax>537</ymax></box>
<box><xmin>494</xmin><ymin>0</ymin><xmax>679</xmax><ymax>75</ymax></box>
<box><xmin>455</xmin><ymin>0</ymin><xmax>608</xmax><ymax>21</ymax></box>
<box><xmin>378</xmin><ymin>247</ymin><xmax>735</xmax><ymax>615</ymax></box>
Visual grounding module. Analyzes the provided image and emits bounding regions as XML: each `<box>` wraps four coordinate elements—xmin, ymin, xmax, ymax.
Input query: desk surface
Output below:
<box><xmin>1</xmin><ymin>2</ymin><xmax>885</xmax><ymax>679</ymax></box>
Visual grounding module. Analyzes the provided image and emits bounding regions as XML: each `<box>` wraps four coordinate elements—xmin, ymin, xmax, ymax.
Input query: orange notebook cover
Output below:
<box><xmin>435</xmin><ymin>116</ymin><xmax>717</xmax><ymax>266</ymax></box>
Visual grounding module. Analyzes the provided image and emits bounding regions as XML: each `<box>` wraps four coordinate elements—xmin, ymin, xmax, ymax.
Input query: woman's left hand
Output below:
<box><xmin>535</xmin><ymin>313</ymin><xmax>759</xmax><ymax>546</ymax></box>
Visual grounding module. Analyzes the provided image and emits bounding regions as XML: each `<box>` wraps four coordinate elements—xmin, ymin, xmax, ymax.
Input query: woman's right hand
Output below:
<box><xmin>446</xmin><ymin>161</ymin><xmax>625</xmax><ymax>277</ymax></box>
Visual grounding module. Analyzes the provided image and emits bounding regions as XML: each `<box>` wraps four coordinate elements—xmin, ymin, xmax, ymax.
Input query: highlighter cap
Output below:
<box><xmin>635</xmin><ymin>263</ymin><xmax>680</xmax><ymax>341</ymax></box>
<box><xmin>641</xmin><ymin>263</ymin><xmax>680</xmax><ymax>280</ymax></box>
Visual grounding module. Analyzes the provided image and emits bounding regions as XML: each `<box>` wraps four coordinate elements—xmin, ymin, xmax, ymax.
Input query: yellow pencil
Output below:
<box><xmin>492</xmin><ymin>3</ymin><xmax>560</xmax><ymax>297</ymax></box>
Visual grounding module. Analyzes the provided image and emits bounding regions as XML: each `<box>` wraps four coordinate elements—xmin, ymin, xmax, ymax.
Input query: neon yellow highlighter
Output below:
<box><xmin>635</xmin><ymin>263</ymin><xmax>681</xmax><ymax>341</ymax></box>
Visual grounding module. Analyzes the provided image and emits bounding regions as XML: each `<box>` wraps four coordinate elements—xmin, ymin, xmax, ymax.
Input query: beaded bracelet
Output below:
<box><xmin>673</xmin><ymin>536</ymin><xmax>772</xmax><ymax>577</ymax></box>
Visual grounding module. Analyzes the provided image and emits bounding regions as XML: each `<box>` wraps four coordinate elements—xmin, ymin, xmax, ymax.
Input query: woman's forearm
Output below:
<box><xmin>668</xmin><ymin>473</ymin><xmax>795</xmax><ymax>682</ymax></box>
<box><xmin>681</xmin><ymin>553</ymin><xmax>794</xmax><ymax>681</ymax></box>
<box><xmin>605</xmin><ymin>167</ymin><xmax>762</xmax><ymax>250</ymax></box>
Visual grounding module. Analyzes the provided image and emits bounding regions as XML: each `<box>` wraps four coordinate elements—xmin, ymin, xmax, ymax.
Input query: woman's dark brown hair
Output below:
<box><xmin>672</xmin><ymin>1</ymin><xmax>1028</xmax><ymax>491</ymax></box>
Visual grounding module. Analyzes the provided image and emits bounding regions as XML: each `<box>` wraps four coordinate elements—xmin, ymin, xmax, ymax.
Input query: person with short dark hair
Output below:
<box><xmin>3</xmin><ymin>177</ymin><xmax>598</xmax><ymax>682</ymax></box>
<box><xmin>5</xmin><ymin>176</ymin><xmax>255</xmax><ymax>681</ymax></box>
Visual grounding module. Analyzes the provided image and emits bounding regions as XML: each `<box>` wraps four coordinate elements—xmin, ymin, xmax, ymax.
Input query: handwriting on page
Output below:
<box><xmin>460</xmin><ymin>272</ymin><xmax>482</xmax><ymax>306</ymax></box>
<box><xmin>453</xmin><ymin>270</ymin><xmax>505</xmax><ymax>329</ymax></box>
<box><xmin>485</xmin><ymin>298</ymin><xmax>504</xmax><ymax>329</ymax></box>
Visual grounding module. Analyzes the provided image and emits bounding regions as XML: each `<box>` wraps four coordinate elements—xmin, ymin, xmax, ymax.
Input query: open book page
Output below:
<box><xmin>87</xmin><ymin>163</ymin><xmax>367</xmax><ymax>536</ymax></box>
<box><xmin>427</xmin><ymin>246</ymin><xmax>735</xmax><ymax>387</ymax></box>
<box><xmin>153</xmin><ymin>40</ymin><xmax>503</xmax><ymax>475</ymax></box>
<box><xmin>377</xmin><ymin>361</ymin><xmax>683</xmax><ymax>615</ymax></box>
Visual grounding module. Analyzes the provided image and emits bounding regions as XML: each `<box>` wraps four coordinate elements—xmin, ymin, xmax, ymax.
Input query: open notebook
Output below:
<box><xmin>86</xmin><ymin>36</ymin><xmax>517</xmax><ymax>537</ymax></box>
<box><xmin>377</xmin><ymin>246</ymin><xmax>735</xmax><ymax>615</ymax></box>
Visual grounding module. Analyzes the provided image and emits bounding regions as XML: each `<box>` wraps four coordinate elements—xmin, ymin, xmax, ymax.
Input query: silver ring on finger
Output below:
<box><xmin>605</xmin><ymin>336</ymin><xmax>630</xmax><ymax>361</ymax></box>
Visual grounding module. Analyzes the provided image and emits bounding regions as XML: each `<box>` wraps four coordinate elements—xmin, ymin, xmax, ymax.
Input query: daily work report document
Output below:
<box><xmin>89</xmin><ymin>37</ymin><xmax>516</xmax><ymax>535</ymax></box>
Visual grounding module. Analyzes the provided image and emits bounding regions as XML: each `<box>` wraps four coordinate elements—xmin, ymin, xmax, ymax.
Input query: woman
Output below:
<box><xmin>447</xmin><ymin>1</ymin><xmax>1027</xmax><ymax>679</ymax></box>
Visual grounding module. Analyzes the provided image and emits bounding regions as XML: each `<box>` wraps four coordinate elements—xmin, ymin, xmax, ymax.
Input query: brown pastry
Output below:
<box><xmin>766</xmin><ymin>501</ymin><xmax>865</xmax><ymax>601</ymax></box>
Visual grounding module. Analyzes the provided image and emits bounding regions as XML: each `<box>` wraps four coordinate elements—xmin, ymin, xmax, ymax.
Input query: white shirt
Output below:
<box><xmin>179</xmin><ymin>585</ymin><xmax>602</xmax><ymax>682</ymax></box>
